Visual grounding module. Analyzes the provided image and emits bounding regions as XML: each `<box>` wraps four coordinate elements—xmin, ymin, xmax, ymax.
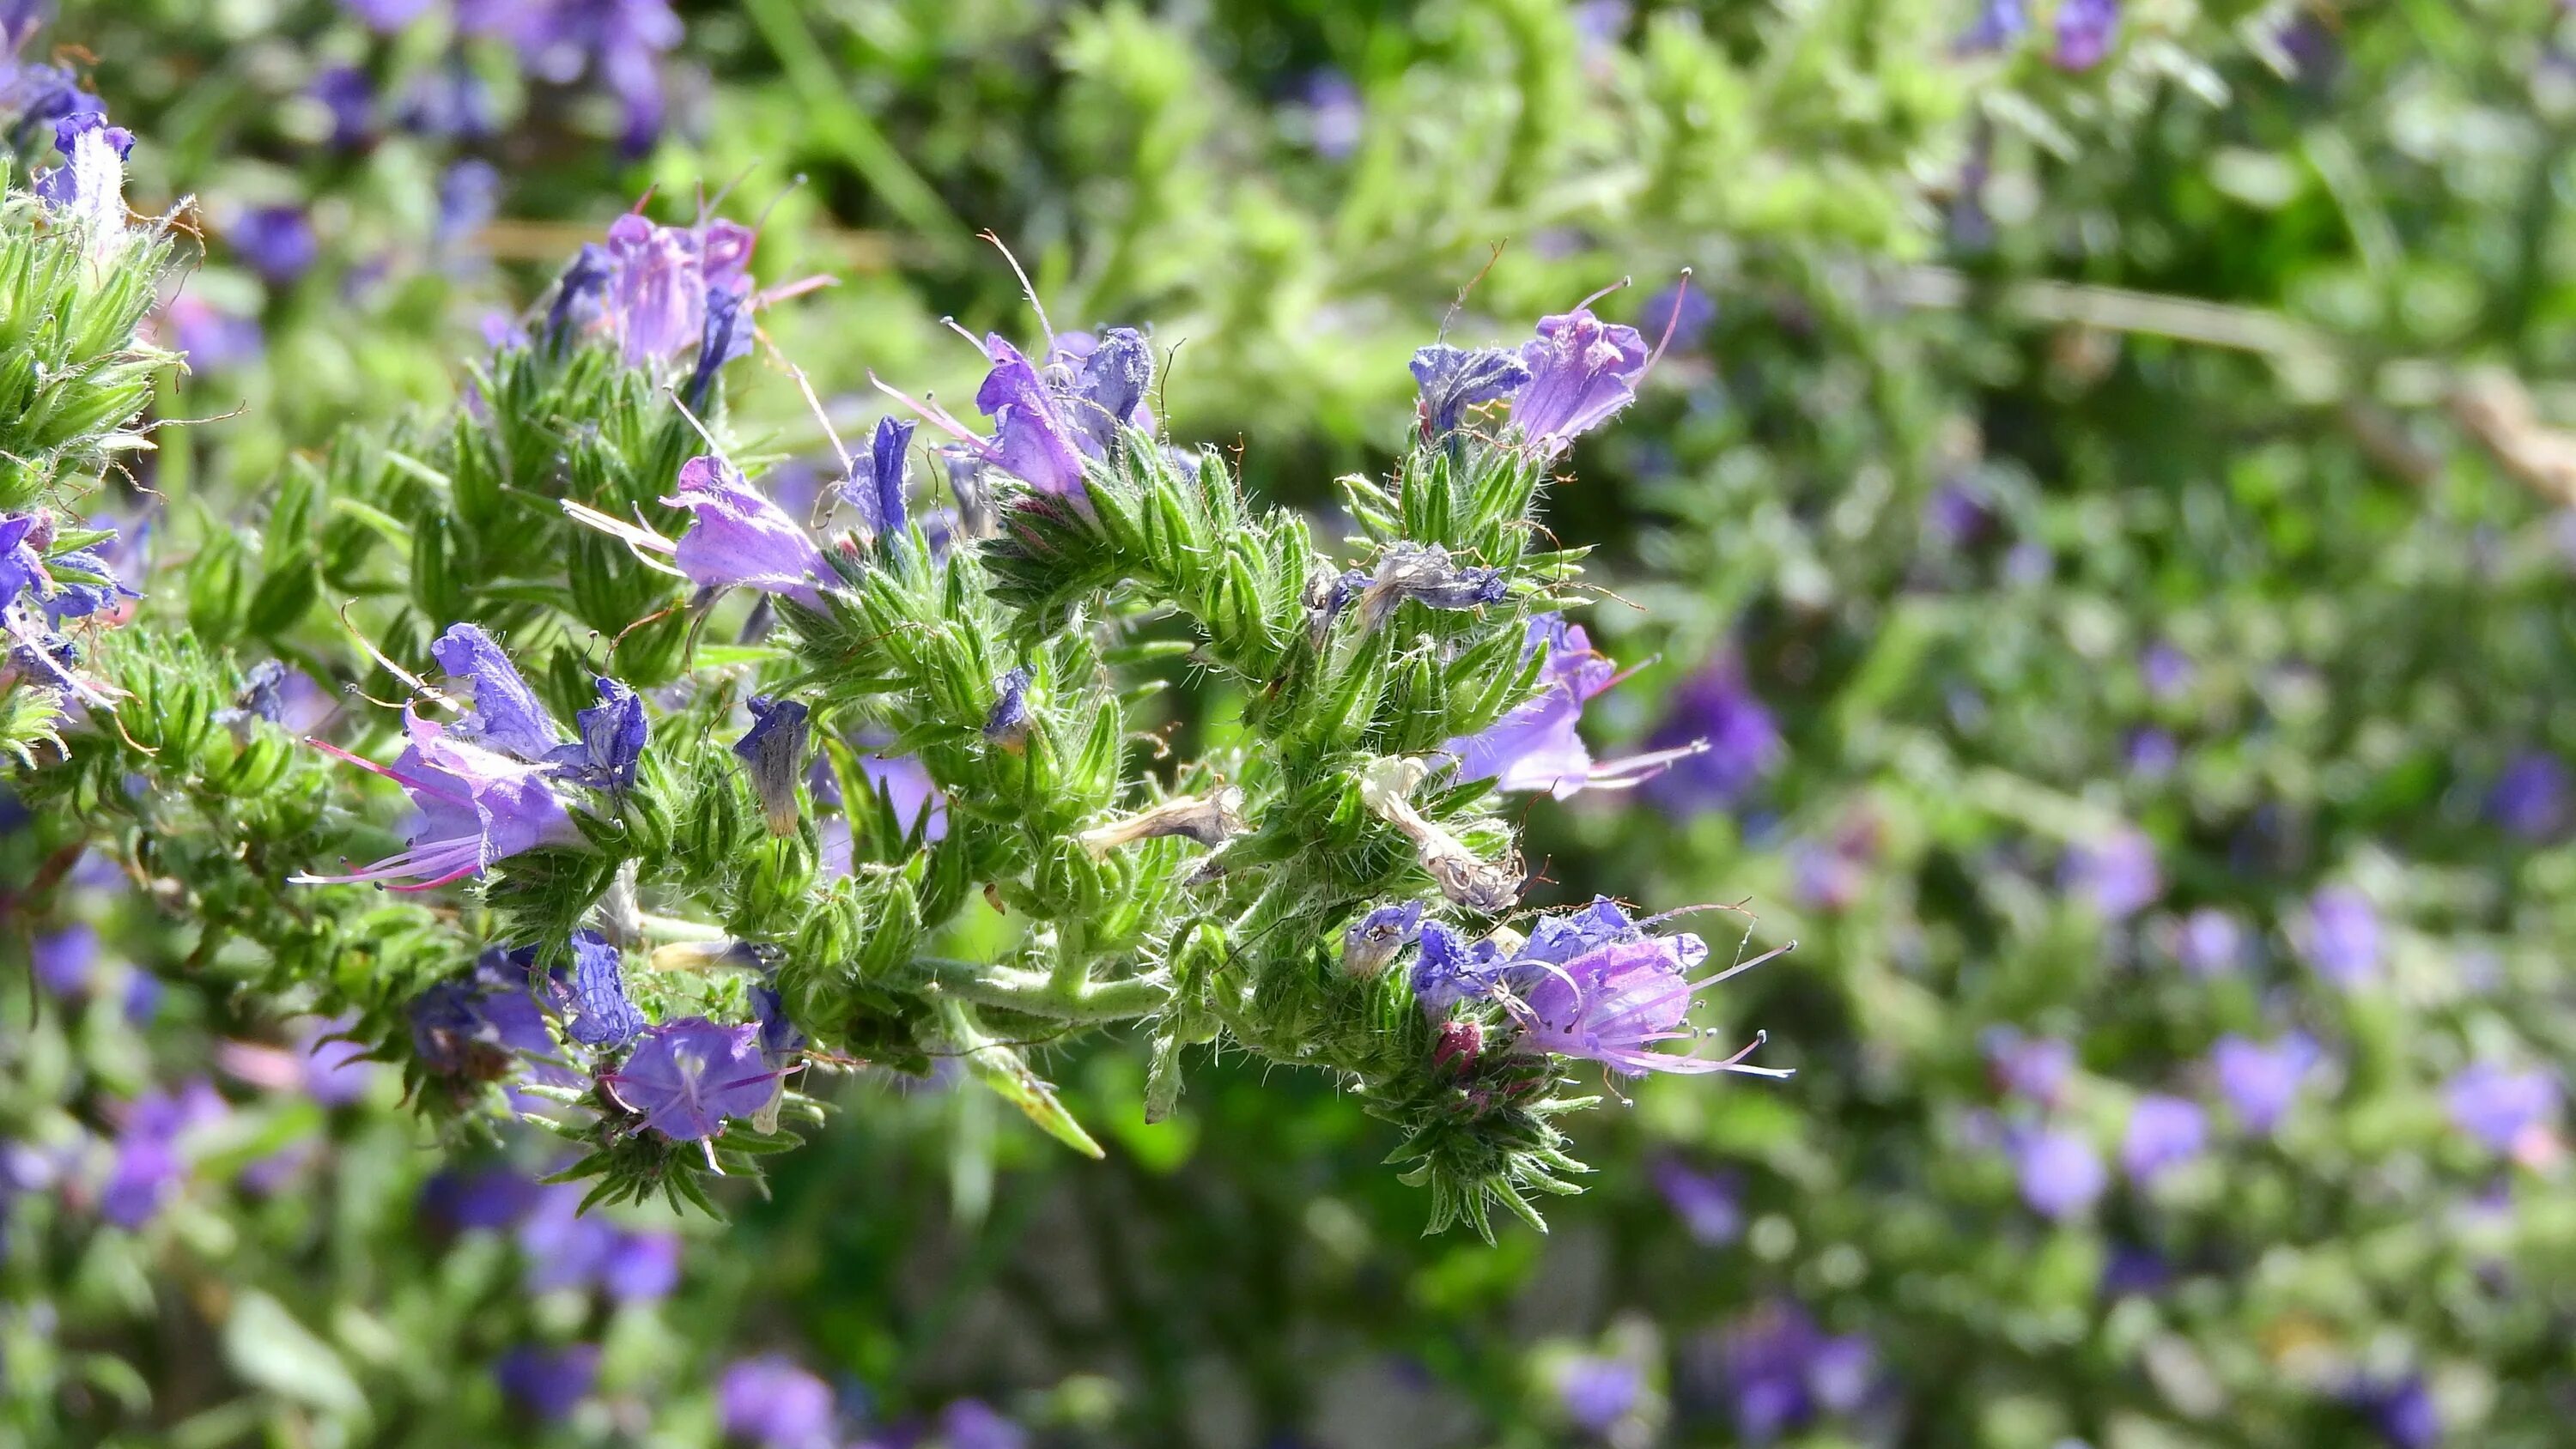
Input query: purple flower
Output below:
<box><xmin>600</xmin><ymin>212</ymin><xmax>755</xmax><ymax>367</ymax></box>
<box><xmin>1447</xmin><ymin>615</ymin><xmax>1617</xmax><ymax>797</ymax></box>
<box><xmin>1558</xmin><ymin>1355</ymin><xmax>1642</xmax><ymax>1434</ymax></box>
<box><xmin>1410</xmin><ymin>344</ymin><xmax>1532</xmax><ymax>439</ymax></box>
<box><xmin>1642</xmin><ymin>658</ymin><xmax>1781</xmax><ymax>815</ymax></box>
<box><xmin>32</xmin><ymin>921</ymin><xmax>98</xmax><ymax>995</ymax></box>
<box><xmin>1411</xmin><ymin>921</ymin><xmax>1507</xmax><ymax>1015</ymax></box>
<box><xmin>2296</xmin><ymin>885</ymin><xmax>2381</xmax><ymax>988</ymax></box>
<box><xmin>435</xmin><ymin>159</ymin><xmax>501</xmax><ymax>251</ymax></box>
<box><xmin>1718</xmin><ymin>1301</ymin><xmax>1874</xmax><ymax>1443</ymax></box>
<box><xmin>852</xmin><ymin>745</ymin><xmax>948</xmax><ymax>844</ymax></box>
<box><xmin>1638</xmin><ymin>281</ymin><xmax>1716</xmax><ymax>352</ymax></box>
<box><xmin>163</xmin><ymin>295</ymin><xmax>264</xmax><ymax>372</ymax></box>
<box><xmin>938</xmin><ymin>1399</ymin><xmax>1027</xmax><ymax>1449</ymax></box>
<box><xmin>2350</xmin><ymin>1374</ymin><xmax>2439</xmax><ymax>1449</ymax></box>
<box><xmin>2011</xmin><ymin>1127</ymin><xmax>2106</xmax><ymax>1220</ymax></box>
<box><xmin>665</xmin><ymin>456</ymin><xmax>828</xmax><ymax>609</ymax></box>
<box><xmin>2051</xmin><ymin>0</ymin><xmax>2120</xmax><ymax>69</ymax></box>
<box><xmin>1981</xmin><ymin>1028</ymin><xmax>2075</xmax><ymax>1106</ymax></box>
<box><xmin>100</xmin><ymin>1081</ymin><xmax>226</xmax><ymax>1228</ymax></box>
<box><xmin>717</xmin><ymin>1355</ymin><xmax>837</xmax><ymax>1449</ymax></box>
<box><xmin>2060</xmin><ymin>828</ymin><xmax>2161</xmax><ymax>919</ymax></box>
<box><xmin>982</xmin><ymin>665</ymin><xmax>1033</xmax><ymax>749</ymax></box>
<box><xmin>1513</xmin><ymin>306</ymin><xmax>1650</xmax><ymax>452</ymax></box>
<box><xmin>494</xmin><ymin>1343</ymin><xmax>600</xmax><ymax>1422</ymax></box>
<box><xmin>973</xmin><ymin>336</ymin><xmax>1092</xmax><ymax>501</ymax></box>
<box><xmin>2212</xmin><ymin>1033</ymin><xmax>2320</xmax><ymax>1135</ymax></box>
<box><xmin>2489</xmin><ymin>752</ymin><xmax>2569</xmax><ymax>840</ymax></box>
<box><xmin>341</xmin><ymin>0</ymin><xmax>433</xmax><ymax>30</ymax></box>
<box><xmin>2120</xmin><ymin>1094</ymin><xmax>2207</xmax><ymax>1184</ymax></box>
<box><xmin>1055</xmin><ymin>325</ymin><xmax>1155</xmax><ymax>452</ymax></box>
<box><xmin>601</xmin><ymin>1228</ymin><xmax>682</xmax><ymax>1301</ymax></box>
<box><xmin>855</xmin><ymin>415</ymin><xmax>915</xmax><ymax>541</ymax></box>
<box><xmin>408</xmin><ymin>950</ymin><xmax>576</xmax><ymax>1098</ymax></box>
<box><xmin>297</xmin><ymin>1016</ymin><xmax>378</xmax><ymax>1106</ymax></box>
<box><xmin>1504</xmin><ymin>910</ymin><xmax>1788</xmax><ymax>1077</ymax></box>
<box><xmin>2126</xmin><ymin>726</ymin><xmax>2178</xmax><ymax>780</ymax></box>
<box><xmin>299</xmin><ymin>711</ymin><xmax>579</xmax><ymax>890</ymax></box>
<box><xmin>2139</xmin><ymin>642</ymin><xmax>2192</xmax><ymax>701</ymax></box>
<box><xmin>750</xmin><ymin>983</ymin><xmax>804</xmax><ymax>1070</ymax></box>
<box><xmin>0</xmin><ymin>0</ymin><xmax>46</xmax><ymax>55</ymax></box>
<box><xmin>606</xmin><ymin>1018</ymin><xmax>777</xmax><ymax>1141</ymax></box>
<box><xmin>550</xmin><ymin>930</ymin><xmax>646</xmax><ymax>1047</ymax></box>
<box><xmin>231</xmin><ymin>206</ymin><xmax>317</xmax><ymax>287</ymax></box>
<box><xmin>33</xmin><ymin>111</ymin><xmax>133</xmax><ymax>235</ymax></box>
<box><xmin>1343</xmin><ymin>901</ymin><xmax>1426</xmax><ymax>977</ymax></box>
<box><xmin>432</xmin><ymin>622</ymin><xmax>564</xmax><ymax>762</ymax></box>
<box><xmin>1955</xmin><ymin>0</ymin><xmax>2027</xmax><ymax>52</ymax></box>
<box><xmin>2172</xmin><ymin>907</ymin><xmax>2244</xmax><ymax>977</ymax></box>
<box><xmin>1649</xmin><ymin>1158</ymin><xmax>1742</xmax><ymax>1246</ymax></box>
<box><xmin>309</xmin><ymin>65</ymin><xmax>374</xmax><ymax>149</ymax></box>
<box><xmin>418</xmin><ymin>1162</ymin><xmax>544</xmax><ymax>1230</ymax></box>
<box><xmin>557</xmin><ymin>676</ymin><xmax>647</xmax><ymax>795</ymax></box>
<box><xmin>472</xmin><ymin>0</ymin><xmax>683</xmax><ymax>155</ymax></box>
<box><xmin>1296</xmin><ymin>69</ymin><xmax>1364</xmax><ymax>159</ymax></box>
<box><xmin>2445</xmin><ymin>1063</ymin><xmax>2559</xmax><ymax>1154</ymax></box>
<box><xmin>733</xmin><ymin>696</ymin><xmax>811</xmax><ymax>838</ymax></box>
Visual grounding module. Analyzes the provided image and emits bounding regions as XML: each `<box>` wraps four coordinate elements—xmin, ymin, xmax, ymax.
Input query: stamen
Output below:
<box><xmin>1574</xmin><ymin>275</ymin><xmax>1632</xmax><ymax>315</ymax></box>
<box><xmin>980</xmin><ymin>230</ymin><xmax>1054</xmax><ymax>351</ymax></box>
<box><xmin>1643</xmin><ymin>266</ymin><xmax>1695</xmax><ymax>372</ymax></box>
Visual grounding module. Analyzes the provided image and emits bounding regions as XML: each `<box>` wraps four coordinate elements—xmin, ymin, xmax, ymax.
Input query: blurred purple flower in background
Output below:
<box><xmin>310</xmin><ymin>64</ymin><xmax>374</xmax><ymax>148</ymax></box>
<box><xmin>2212</xmin><ymin>1033</ymin><xmax>2320</xmax><ymax>1135</ymax></box>
<box><xmin>494</xmin><ymin>1343</ymin><xmax>600</xmax><ymax>1422</ymax></box>
<box><xmin>1295</xmin><ymin>70</ymin><xmax>1364</xmax><ymax>160</ymax></box>
<box><xmin>1716</xmin><ymin>1301</ymin><xmax>1874</xmax><ymax>1443</ymax></box>
<box><xmin>1983</xmin><ymin>1028</ymin><xmax>2075</xmax><ymax>1106</ymax></box>
<box><xmin>1649</xmin><ymin>1158</ymin><xmax>1743</xmax><ymax>1246</ymax></box>
<box><xmin>1639</xmin><ymin>280</ymin><xmax>1716</xmax><ymax>352</ymax></box>
<box><xmin>2011</xmin><ymin>1127</ymin><xmax>2106</xmax><ymax>1220</ymax></box>
<box><xmin>1643</xmin><ymin>658</ymin><xmax>1781</xmax><ymax>815</ymax></box>
<box><xmin>718</xmin><ymin>1354</ymin><xmax>837</xmax><ymax>1448</ymax></box>
<box><xmin>2139</xmin><ymin>641</ymin><xmax>2192</xmax><ymax>701</ymax></box>
<box><xmin>2172</xmin><ymin>906</ymin><xmax>2245</xmax><ymax>977</ymax></box>
<box><xmin>231</xmin><ymin>206</ymin><xmax>318</xmax><ymax>286</ymax></box>
<box><xmin>939</xmin><ymin>1398</ymin><xmax>1028</xmax><ymax>1449</ymax></box>
<box><xmin>2125</xmin><ymin>726</ymin><xmax>2178</xmax><ymax>780</ymax></box>
<box><xmin>1557</xmin><ymin>1355</ymin><xmax>1643</xmax><ymax>1435</ymax></box>
<box><xmin>418</xmin><ymin>1161</ymin><xmax>544</xmax><ymax>1231</ymax></box>
<box><xmin>2348</xmin><ymin>1373</ymin><xmax>2439</xmax><ymax>1449</ymax></box>
<box><xmin>100</xmin><ymin>1081</ymin><xmax>226</xmax><ymax>1228</ymax></box>
<box><xmin>296</xmin><ymin>1016</ymin><xmax>377</xmax><ymax>1105</ymax></box>
<box><xmin>340</xmin><ymin>0</ymin><xmax>433</xmax><ymax>31</ymax></box>
<box><xmin>435</xmin><ymin>159</ymin><xmax>501</xmax><ymax>252</ymax></box>
<box><xmin>2296</xmin><ymin>885</ymin><xmax>2381</xmax><ymax>989</ymax></box>
<box><xmin>2051</xmin><ymin>0</ymin><xmax>2121</xmax><ymax>70</ymax></box>
<box><xmin>2488</xmin><ymin>751</ymin><xmax>2569</xmax><ymax>840</ymax></box>
<box><xmin>33</xmin><ymin>920</ymin><xmax>98</xmax><ymax>995</ymax></box>
<box><xmin>162</xmin><ymin>295</ymin><xmax>265</xmax><ymax>373</ymax></box>
<box><xmin>2060</xmin><ymin>828</ymin><xmax>2160</xmax><ymax>919</ymax></box>
<box><xmin>1955</xmin><ymin>0</ymin><xmax>2026</xmax><ymax>52</ymax></box>
<box><xmin>2120</xmin><ymin>1094</ymin><xmax>2206</xmax><ymax>1184</ymax></box>
<box><xmin>2445</xmin><ymin>1063</ymin><xmax>2559</xmax><ymax>1155</ymax></box>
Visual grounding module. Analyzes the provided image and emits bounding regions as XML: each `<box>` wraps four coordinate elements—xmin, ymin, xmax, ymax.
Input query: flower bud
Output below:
<box><xmin>732</xmin><ymin>695</ymin><xmax>811</xmax><ymax>837</ymax></box>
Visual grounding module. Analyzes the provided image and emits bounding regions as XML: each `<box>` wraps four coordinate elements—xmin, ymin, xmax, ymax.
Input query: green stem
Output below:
<box><xmin>924</xmin><ymin>960</ymin><xmax>1169</xmax><ymax>1023</ymax></box>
